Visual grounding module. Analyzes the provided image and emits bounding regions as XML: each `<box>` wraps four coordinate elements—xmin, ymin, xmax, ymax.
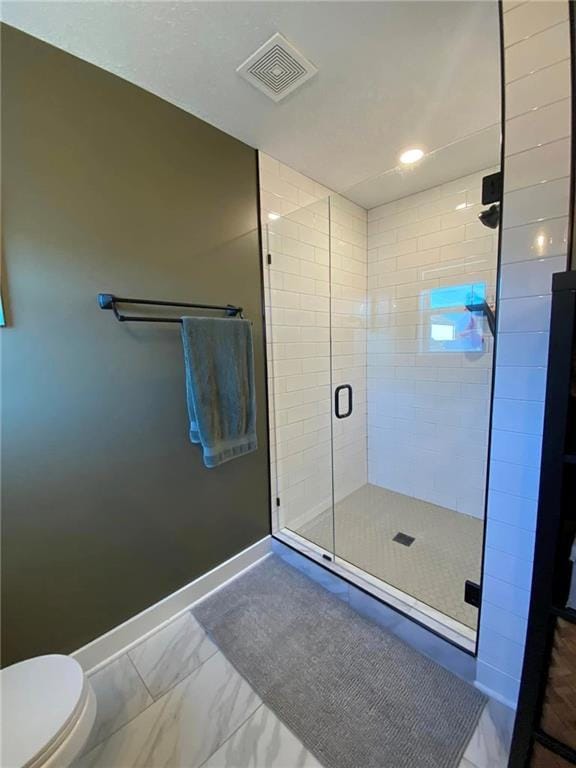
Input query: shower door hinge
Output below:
<box><xmin>276</xmin><ymin>497</ymin><xmax>280</xmax><ymax>507</ymax></box>
<box><xmin>464</xmin><ymin>580</ymin><xmax>481</xmax><ymax>609</ymax></box>
<box><xmin>267</xmin><ymin>253</ymin><xmax>272</xmax><ymax>265</ymax></box>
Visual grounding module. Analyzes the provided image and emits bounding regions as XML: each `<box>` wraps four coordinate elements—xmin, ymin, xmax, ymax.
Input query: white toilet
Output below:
<box><xmin>1</xmin><ymin>655</ymin><xmax>97</xmax><ymax>768</ymax></box>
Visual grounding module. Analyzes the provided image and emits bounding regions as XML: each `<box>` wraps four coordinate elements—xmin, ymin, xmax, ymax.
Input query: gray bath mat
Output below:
<box><xmin>193</xmin><ymin>555</ymin><xmax>485</xmax><ymax>768</ymax></box>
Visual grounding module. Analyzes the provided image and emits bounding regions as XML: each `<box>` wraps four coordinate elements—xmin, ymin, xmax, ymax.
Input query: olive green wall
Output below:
<box><xmin>1</xmin><ymin>25</ymin><xmax>270</xmax><ymax>665</ymax></box>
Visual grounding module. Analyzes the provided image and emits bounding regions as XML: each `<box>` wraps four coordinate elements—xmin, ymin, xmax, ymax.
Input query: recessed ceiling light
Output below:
<box><xmin>399</xmin><ymin>147</ymin><xmax>424</xmax><ymax>165</ymax></box>
<box><xmin>268</xmin><ymin>212</ymin><xmax>281</xmax><ymax>221</ymax></box>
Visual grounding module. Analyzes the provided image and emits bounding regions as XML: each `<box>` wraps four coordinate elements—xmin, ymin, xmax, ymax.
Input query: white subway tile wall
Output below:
<box><xmin>477</xmin><ymin>0</ymin><xmax>571</xmax><ymax>707</ymax></box>
<box><xmin>259</xmin><ymin>153</ymin><xmax>367</xmax><ymax>533</ymax></box>
<box><xmin>367</xmin><ymin>169</ymin><xmax>498</xmax><ymax>518</ymax></box>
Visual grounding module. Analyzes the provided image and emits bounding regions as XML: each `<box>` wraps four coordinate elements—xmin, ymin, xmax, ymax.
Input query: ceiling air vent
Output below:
<box><xmin>237</xmin><ymin>33</ymin><xmax>317</xmax><ymax>103</ymax></box>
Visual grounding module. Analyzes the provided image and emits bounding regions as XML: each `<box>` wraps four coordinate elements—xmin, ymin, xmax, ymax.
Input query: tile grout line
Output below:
<box><xmin>504</xmin><ymin>169</ymin><xmax>570</xmax><ymax>193</ymax></box>
<box><xmin>505</xmin><ymin>55</ymin><xmax>570</xmax><ymax>86</ymax></box>
<box><xmin>499</xmin><ymin>260</ymin><xmax>566</xmax><ymax>276</ymax></box>
<box><xmin>477</xmin><ymin>657</ymin><xmax>522</xmax><ymax>685</ymax></box>
<box><xmin>504</xmin><ymin>17</ymin><xmax>569</xmax><ymax>52</ymax></box>
<box><xmin>126</xmin><ymin>611</ymin><xmax>222</xmax><ymax>701</ymax></box>
<box><xmin>81</xmin><ymin>654</ymin><xmax>159</xmax><ymax>757</ymax></box>
<box><xmin>195</xmin><ymin>703</ymin><xmax>266</xmax><ymax>768</ymax></box>
<box><xmin>507</xmin><ymin>99</ymin><xmax>571</xmax><ymax>123</ymax></box>
<box><xmin>502</xmin><ymin>216</ymin><xmax>570</xmax><ymax>234</ymax></box>
<box><xmin>83</xmin><ymin>648</ymin><xmax>227</xmax><ymax>758</ymax></box>
<box><xmin>126</xmin><ymin>650</ymin><xmax>155</xmax><ymax>701</ymax></box>
<box><xmin>495</xmin><ymin>427</ymin><xmax>540</xmax><ymax>440</ymax></box>
<box><xmin>497</xmin><ymin>329</ymin><xmax>550</xmax><ymax>337</ymax></box>
<box><xmin>502</xmin><ymin>0</ymin><xmax>528</xmax><ymax>15</ymax></box>
<box><xmin>502</xmin><ymin>176</ymin><xmax>570</xmax><ymax>197</ymax></box>
<box><xmin>506</xmin><ymin>104</ymin><xmax>569</xmax><ymax>129</ymax></box>
<box><xmin>505</xmin><ymin>153</ymin><xmax>570</xmax><ymax>177</ymax></box>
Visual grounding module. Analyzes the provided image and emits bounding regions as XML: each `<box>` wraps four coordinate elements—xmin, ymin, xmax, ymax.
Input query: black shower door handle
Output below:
<box><xmin>334</xmin><ymin>384</ymin><xmax>353</xmax><ymax>419</ymax></box>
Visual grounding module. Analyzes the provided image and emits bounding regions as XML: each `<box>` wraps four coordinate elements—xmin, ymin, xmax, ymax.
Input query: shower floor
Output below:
<box><xmin>291</xmin><ymin>484</ymin><xmax>483</xmax><ymax>629</ymax></box>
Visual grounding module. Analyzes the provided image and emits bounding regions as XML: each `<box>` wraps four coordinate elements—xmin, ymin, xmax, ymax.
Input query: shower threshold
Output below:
<box><xmin>274</xmin><ymin>526</ymin><xmax>477</xmax><ymax>654</ymax></box>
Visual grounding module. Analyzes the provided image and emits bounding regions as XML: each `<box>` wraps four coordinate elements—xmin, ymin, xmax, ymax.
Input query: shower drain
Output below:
<box><xmin>393</xmin><ymin>532</ymin><xmax>415</xmax><ymax>547</ymax></box>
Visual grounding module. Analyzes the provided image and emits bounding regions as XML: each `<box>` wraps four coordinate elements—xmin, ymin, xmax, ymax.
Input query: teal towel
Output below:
<box><xmin>180</xmin><ymin>317</ymin><xmax>257</xmax><ymax>468</ymax></box>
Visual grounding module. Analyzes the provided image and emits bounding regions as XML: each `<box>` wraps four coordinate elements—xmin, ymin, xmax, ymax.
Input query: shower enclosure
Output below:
<box><xmin>263</xmin><ymin>161</ymin><xmax>499</xmax><ymax>650</ymax></box>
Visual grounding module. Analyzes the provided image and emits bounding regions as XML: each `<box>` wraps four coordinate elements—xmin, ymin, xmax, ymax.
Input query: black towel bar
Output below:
<box><xmin>98</xmin><ymin>294</ymin><xmax>243</xmax><ymax>323</ymax></box>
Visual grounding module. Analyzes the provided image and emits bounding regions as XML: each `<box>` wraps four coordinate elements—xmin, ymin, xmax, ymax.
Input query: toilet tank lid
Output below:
<box><xmin>1</xmin><ymin>654</ymin><xmax>87</xmax><ymax>768</ymax></box>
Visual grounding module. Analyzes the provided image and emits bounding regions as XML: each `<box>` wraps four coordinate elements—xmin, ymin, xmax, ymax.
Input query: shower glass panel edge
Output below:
<box><xmin>265</xmin><ymin>196</ymin><xmax>335</xmax><ymax>557</ymax></box>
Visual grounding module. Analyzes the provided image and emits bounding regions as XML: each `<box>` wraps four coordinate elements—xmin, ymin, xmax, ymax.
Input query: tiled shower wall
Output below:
<box><xmin>477</xmin><ymin>0</ymin><xmax>572</xmax><ymax>706</ymax></box>
<box><xmin>367</xmin><ymin>169</ymin><xmax>499</xmax><ymax>518</ymax></box>
<box><xmin>259</xmin><ymin>153</ymin><xmax>367</xmax><ymax>534</ymax></box>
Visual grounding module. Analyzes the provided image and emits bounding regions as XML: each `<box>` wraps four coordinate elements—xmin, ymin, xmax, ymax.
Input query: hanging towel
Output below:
<box><xmin>180</xmin><ymin>316</ymin><xmax>257</xmax><ymax>468</ymax></box>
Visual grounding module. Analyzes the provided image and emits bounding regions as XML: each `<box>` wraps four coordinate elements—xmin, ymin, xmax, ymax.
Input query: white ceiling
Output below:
<box><xmin>2</xmin><ymin>1</ymin><xmax>501</xmax><ymax>209</ymax></box>
<box><xmin>349</xmin><ymin>124</ymin><xmax>501</xmax><ymax>208</ymax></box>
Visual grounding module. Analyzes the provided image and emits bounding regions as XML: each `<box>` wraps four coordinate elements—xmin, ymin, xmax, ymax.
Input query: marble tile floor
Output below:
<box><xmin>75</xmin><ymin>579</ymin><xmax>514</xmax><ymax>768</ymax></box>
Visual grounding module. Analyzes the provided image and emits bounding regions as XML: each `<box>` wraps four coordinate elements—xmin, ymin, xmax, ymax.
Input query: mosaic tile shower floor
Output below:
<box><xmin>294</xmin><ymin>484</ymin><xmax>483</xmax><ymax>628</ymax></box>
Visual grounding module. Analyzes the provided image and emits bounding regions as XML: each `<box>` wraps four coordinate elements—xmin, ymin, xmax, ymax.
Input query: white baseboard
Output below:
<box><xmin>73</xmin><ymin>536</ymin><xmax>272</xmax><ymax>674</ymax></box>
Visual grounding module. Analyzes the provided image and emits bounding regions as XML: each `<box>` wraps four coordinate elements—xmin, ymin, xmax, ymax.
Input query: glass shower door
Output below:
<box><xmin>330</xmin><ymin>169</ymin><xmax>497</xmax><ymax>635</ymax></box>
<box><xmin>327</xmin><ymin>195</ymin><xmax>370</xmax><ymax>572</ymax></box>
<box><xmin>265</xmin><ymin>168</ymin><xmax>497</xmax><ymax>639</ymax></box>
<box><xmin>265</xmin><ymin>197</ymin><xmax>335</xmax><ymax>555</ymax></box>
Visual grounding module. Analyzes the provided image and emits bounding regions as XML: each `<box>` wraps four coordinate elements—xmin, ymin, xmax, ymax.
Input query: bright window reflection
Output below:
<box><xmin>428</xmin><ymin>283</ymin><xmax>485</xmax><ymax>310</ymax></box>
<box><xmin>430</xmin><ymin>323</ymin><xmax>455</xmax><ymax>342</ymax></box>
<box><xmin>425</xmin><ymin>283</ymin><xmax>486</xmax><ymax>352</ymax></box>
